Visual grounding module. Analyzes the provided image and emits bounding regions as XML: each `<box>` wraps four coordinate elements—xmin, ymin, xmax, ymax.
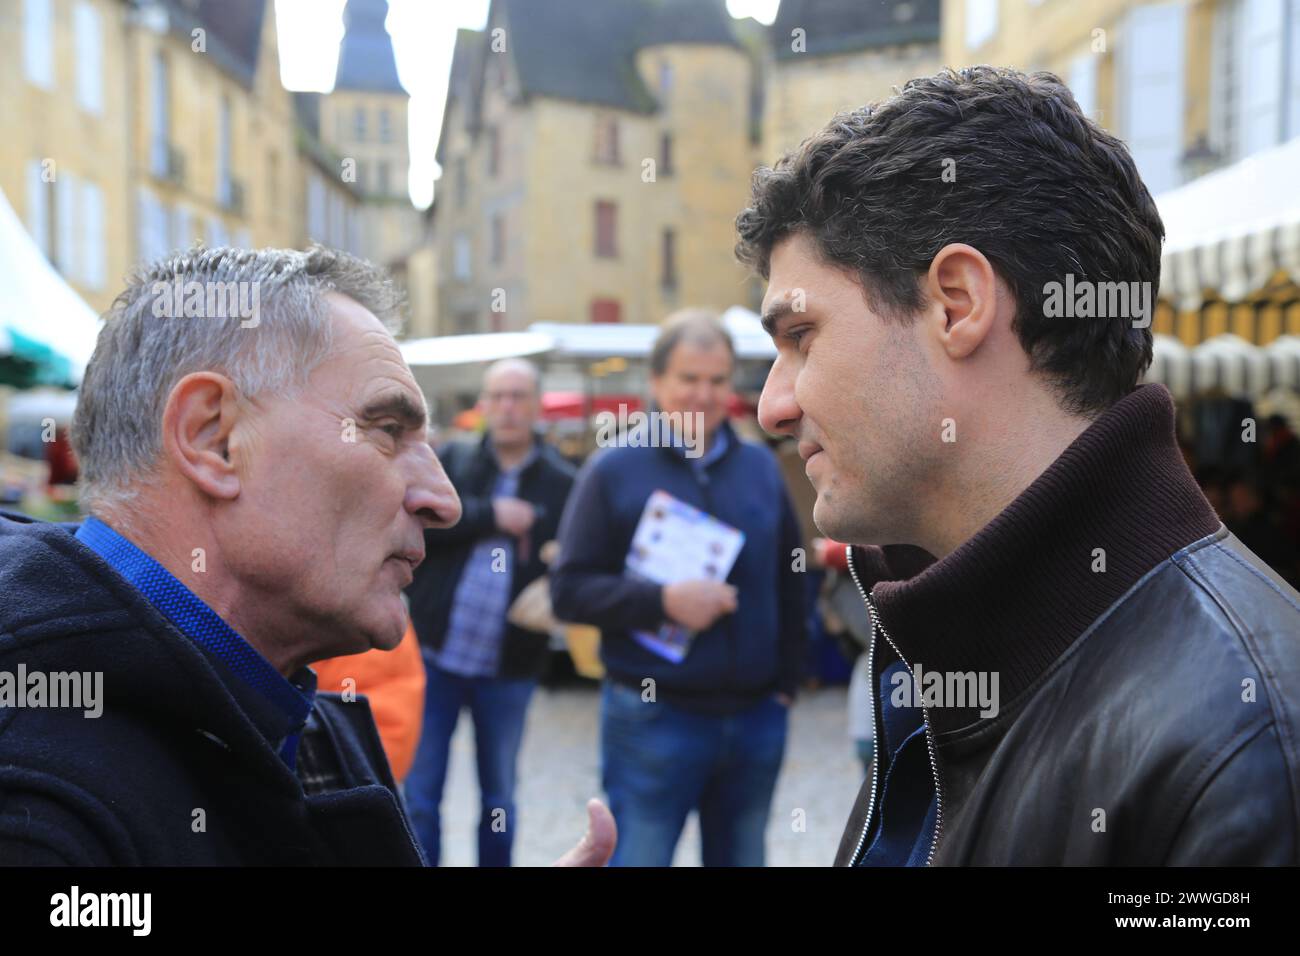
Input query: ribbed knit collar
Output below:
<box><xmin>859</xmin><ymin>384</ymin><xmax>1220</xmax><ymax>736</ymax></box>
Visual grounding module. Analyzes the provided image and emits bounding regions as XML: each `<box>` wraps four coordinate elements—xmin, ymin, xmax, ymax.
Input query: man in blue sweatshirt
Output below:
<box><xmin>551</xmin><ymin>309</ymin><xmax>806</xmax><ymax>867</ymax></box>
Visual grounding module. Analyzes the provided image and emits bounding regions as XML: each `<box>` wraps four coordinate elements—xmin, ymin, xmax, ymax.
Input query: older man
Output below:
<box><xmin>404</xmin><ymin>358</ymin><xmax>576</xmax><ymax>866</ymax></box>
<box><xmin>552</xmin><ymin>310</ymin><xmax>806</xmax><ymax>867</ymax></box>
<box><xmin>0</xmin><ymin>246</ymin><xmax>613</xmax><ymax>866</ymax></box>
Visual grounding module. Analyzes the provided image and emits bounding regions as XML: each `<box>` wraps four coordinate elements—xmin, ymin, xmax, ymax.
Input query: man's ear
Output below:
<box><xmin>924</xmin><ymin>243</ymin><xmax>1000</xmax><ymax>360</ymax></box>
<box><xmin>161</xmin><ymin>372</ymin><xmax>242</xmax><ymax>500</ymax></box>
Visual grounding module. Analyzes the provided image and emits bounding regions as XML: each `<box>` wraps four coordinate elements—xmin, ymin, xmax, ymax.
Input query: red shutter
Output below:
<box><xmin>590</xmin><ymin>299</ymin><xmax>621</xmax><ymax>324</ymax></box>
<box><xmin>595</xmin><ymin>201</ymin><xmax>617</xmax><ymax>257</ymax></box>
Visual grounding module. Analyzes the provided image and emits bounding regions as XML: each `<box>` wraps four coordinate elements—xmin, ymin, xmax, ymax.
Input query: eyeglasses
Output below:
<box><xmin>482</xmin><ymin>390</ymin><xmax>534</xmax><ymax>404</ymax></box>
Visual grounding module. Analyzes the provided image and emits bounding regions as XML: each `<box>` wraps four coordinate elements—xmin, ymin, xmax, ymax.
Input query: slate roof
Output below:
<box><xmin>156</xmin><ymin>0</ymin><xmax>268</xmax><ymax>88</ymax></box>
<box><xmin>436</xmin><ymin>0</ymin><xmax>742</xmax><ymax>162</ymax></box>
<box><xmin>435</xmin><ymin>28</ymin><xmax>485</xmax><ymax>165</ymax></box>
<box><xmin>771</xmin><ymin>0</ymin><xmax>940</xmax><ymax>60</ymax></box>
<box><xmin>498</xmin><ymin>0</ymin><xmax>740</xmax><ymax>114</ymax></box>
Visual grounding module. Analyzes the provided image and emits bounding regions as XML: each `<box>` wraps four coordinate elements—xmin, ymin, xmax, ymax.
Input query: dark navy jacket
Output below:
<box><xmin>0</xmin><ymin>512</ymin><xmax>424</xmax><ymax>865</ymax></box>
<box><xmin>550</xmin><ymin>420</ymin><xmax>806</xmax><ymax>714</ymax></box>
<box><xmin>406</xmin><ymin>433</ymin><xmax>576</xmax><ymax>679</ymax></box>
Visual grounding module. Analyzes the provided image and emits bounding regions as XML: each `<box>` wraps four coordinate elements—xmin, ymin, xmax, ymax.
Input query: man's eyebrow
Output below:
<box><xmin>761</xmin><ymin>300</ymin><xmax>797</xmax><ymax>337</ymax></box>
<box><xmin>359</xmin><ymin>392</ymin><xmax>427</xmax><ymax>430</ymax></box>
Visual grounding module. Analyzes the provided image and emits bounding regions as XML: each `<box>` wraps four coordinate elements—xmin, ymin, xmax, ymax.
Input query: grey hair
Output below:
<box><xmin>650</xmin><ymin>308</ymin><xmax>736</xmax><ymax>376</ymax></box>
<box><xmin>71</xmin><ymin>244</ymin><xmax>404</xmax><ymax>512</ymax></box>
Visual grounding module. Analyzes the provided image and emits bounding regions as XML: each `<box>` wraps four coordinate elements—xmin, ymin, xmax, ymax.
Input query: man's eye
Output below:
<box><xmin>785</xmin><ymin>326</ymin><xmax>809</xmax><ymax>347</ymax></box>
<box><xmin>380</xmin><ymin>423</ymin><xmax>404</xmax><ymax>438</ymax></box>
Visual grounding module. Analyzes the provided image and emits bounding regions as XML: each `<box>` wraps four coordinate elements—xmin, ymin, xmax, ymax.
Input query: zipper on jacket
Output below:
<box><xmin>845</xmin><ymin>546</ymin><xmax>945</xmax><ymax>866</ymax></box>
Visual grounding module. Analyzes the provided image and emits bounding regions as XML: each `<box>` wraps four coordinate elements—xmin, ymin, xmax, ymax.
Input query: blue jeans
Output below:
<box><xmin>601</xmin><ymin>679</ymin><xmax>789</xmax><ymax>867</ymax></box>
<box><xmin>405</xmin><ymin>650</ymin><xmax>537</xmax><ymax>866</ymax></box>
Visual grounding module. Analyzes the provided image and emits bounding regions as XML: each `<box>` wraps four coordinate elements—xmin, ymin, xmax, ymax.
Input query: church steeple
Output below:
<box><xmin>334</xmin><ymin>0</ymin><xmax>405</xmax><ymax>93</ymax></box>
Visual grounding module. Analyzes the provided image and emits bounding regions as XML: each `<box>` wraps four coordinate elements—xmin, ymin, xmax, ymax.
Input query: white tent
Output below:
<box><xmin>399</xmin><ymin>331</ymin><xmax>555</xmax><ymax>367</ymax></box>
<box><xmin>398</xmin><ymin>332</ymin><xmax>558</xmax><ymax>402</ymax></box>
<box><xmin>401</xmin><ymin>311</ymin><xmax>777</xmax><ymax>371</ymax></box>
<box><xmin>0</xmin><ymin>188</ymin><xmax>101</xmax><ymax>383</ymax></box>
<box><xmin>5</xmin><ymin>387</ymin><xmax>79</xmax><ymax>425</ymax></box>
<box><xmin>1157</xmin><ymin>136</ymin><xmax>1300</xmax><ymax>312</ymax></box>
<box><xmin>1263</xmin><ymin>335</ymin><xmax>1300</xmax><ymax>391</ymax></box>
<box><xmin>522</xmin><ymin>323</ymin><xmax>655</xmax><ymax>359</ymax></box>
<box><xmin>1143</xmin><ymin>333</ymin><xmax>1300</xmax><ymax>398</ymax></box>
<box><xmin>722</xmin><ymin>305</ymin><xmax>777</xmax><ymax>359</ymax></box>
<box><xmin>1191</xmin><ymin>333</ymin><xmax>1271</xmax><ymax>397</ymax></box>
<box><xmin>1146</xmin><ymin>334</ymin><xmax>1193</xmax><ymax>399</ymax></box>
<box><xmin>525</xmin><ymin>311</ymin><xmax>775</xmax><ymax>361</ymax></box>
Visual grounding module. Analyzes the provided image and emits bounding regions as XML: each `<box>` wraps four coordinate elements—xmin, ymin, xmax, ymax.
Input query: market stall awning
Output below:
<box><xmin>0</xmin><ymin>188</ymin><xmax>101</xmax><ymax>387</ymax></box>
<box><xmin>1157</xmin><ymin>136</ymin><xmax>1300</xmax><ymax>312</ymax></box>
<box><xmin>526</xmin><ymin>323</ymin><xmax>658</xmax><ymax>358</ymax></box>
<box><xmin>528</xmin><ymin>311</ymin><xmax>776</xmax><ymax>361</ymax></box>
<box><xmin>722</xmin><ymin>306</ymin><xmax>777</xmax><ymax>359</ymax></box>
<box><xmin>1143</xmin><ymin>333</ymin><xmax>1300</xmax><ymax>399</ymax></box>
<box><xmin>4</xmin><ymin>386</ymin><xmax>80</xmax><ymax>424</ymax></box>
<box><xmin>0</xmin><ymin>326</ymin><xmax>74</xmax><ymax>389</ymax></box>
<box><xmin>540</xmin><ymin>391</ymin><xmax>644</xmax><ymax>421</ymax></box>
<box><xmin>399</xmin><ymin>331</ymin><xmax>556</xmax><ymax>367</ymax></box>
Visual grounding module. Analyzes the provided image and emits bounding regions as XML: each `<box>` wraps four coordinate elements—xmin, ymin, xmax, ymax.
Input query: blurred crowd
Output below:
<box><xmin>5</xmin><ymin>310</ymin><xmax>1298</xmax><ymax>867</ymax></box>
<box><xmin>1181</xmin><ymin>403</ymin><xmax>1300</xmax><ymax>587</ymax></box>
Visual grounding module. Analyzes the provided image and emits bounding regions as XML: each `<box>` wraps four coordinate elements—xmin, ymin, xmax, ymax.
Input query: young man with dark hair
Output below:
<box><xmin>738</xmin><ymin>67</ymin><xmax>1300</xmax><ymax>865</ymax></box>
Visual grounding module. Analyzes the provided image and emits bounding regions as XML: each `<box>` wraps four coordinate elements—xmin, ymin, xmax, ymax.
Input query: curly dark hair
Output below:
<box><xmin>735</xmin><ymin>66</ymin><xmax>1163</xmax><ymax>416</ymax></box>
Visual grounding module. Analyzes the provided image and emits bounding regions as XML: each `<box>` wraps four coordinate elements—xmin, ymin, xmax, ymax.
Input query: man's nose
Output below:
<box><xmin>757</xmin><ymin>355</ymin><xmax>800</xmax><ymax>438</ymax></box>
<box><xmin>407</xmin><ymin>443</ymin><xmax>462</xmax><ymax>530</ymax></box>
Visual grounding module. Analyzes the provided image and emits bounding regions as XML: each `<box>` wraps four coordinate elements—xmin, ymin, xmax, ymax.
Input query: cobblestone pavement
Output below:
<box><xmin>434</xmin><ymin>683</ymin><xmax>865</xmax><ymax>867</ymax></box>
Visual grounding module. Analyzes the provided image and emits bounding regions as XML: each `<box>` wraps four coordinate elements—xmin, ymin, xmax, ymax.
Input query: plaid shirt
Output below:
<box><xmin>433</xmin><ymin>444</ymin><xmax>539</xmax><ymax>677</ymax></box>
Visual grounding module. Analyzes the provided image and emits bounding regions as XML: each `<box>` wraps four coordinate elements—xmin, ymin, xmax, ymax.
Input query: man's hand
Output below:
<box><xmin>663</xmin><ymin>579</ymin><xmax>738</xmax><ymax>632</ymax></box>
<box><xmin>551</xmin><ymin>798</ymin><xmax>617</xmax><ymax>867</ymax></box>
<box><xmin>493</xmin><ymin>497</ymin><xmax>536</xmax><ymax>537</ymax></box>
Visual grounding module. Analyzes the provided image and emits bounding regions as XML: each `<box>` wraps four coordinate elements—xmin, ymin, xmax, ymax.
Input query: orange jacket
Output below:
<box><xmin>819</xmin><ymin>539</ymin><xmax>849</xmax><ymax>571</ymax></box>
<box><xmin>312</xmin><ymin>622</ymin><xmax>426</xmax><ymax>783</ymax></box>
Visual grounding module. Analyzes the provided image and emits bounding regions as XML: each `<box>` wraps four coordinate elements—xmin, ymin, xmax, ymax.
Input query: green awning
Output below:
<box><xmin>0</xmin><ymin>326</ymin><xmax>76</xmax><ymax>389</ymax></box>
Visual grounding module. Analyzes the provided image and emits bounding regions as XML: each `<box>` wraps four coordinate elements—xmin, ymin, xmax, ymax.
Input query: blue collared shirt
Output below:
<box><xmin>75</xmin><ymin>516</ymin><xmax>316</xmax><ymax>769</ymax></box>
<box><xmin>856</xmin><ymin>659</ymin><xmax>938</xmax><ymax>866</ymax></box>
